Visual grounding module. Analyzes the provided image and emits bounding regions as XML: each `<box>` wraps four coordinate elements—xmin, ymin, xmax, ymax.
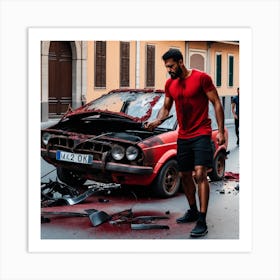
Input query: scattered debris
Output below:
<box><xmin>131</xmin><ymin>224</ymin><xmax>169</xmax><ymax>230</ymax></box>
<box><xmin>41</xmin><ymin>209</ymin><xmax>95</xmax><ymax>224</ymax></box>
<box><xmin>215</xmin><ymin>180</ymin><xmax>239</xmax><ymax>195</ymax></box>
<box><xmin>87</xmin><ymin>210</ymin><xmax>111</xmax><ymax>227</ymax></box>
<box><xmin>41</xmin><ymin>206</ymin><xmax>169</xmax><ymax>230</ymax></box>
<box><xmin>41</xmin><ymin>208</ymin><xmax>133</xmax><ymax>227</ymax></box>
<box><xmin>98</xmin><ymin>198</ymin><xmax>110</xmax><ymax>203</ymax></box>
<box><xmin>41</xmin><ymin>180</ymin><xmax>79</xmax><ymax>207</ymax></box>
<box><xmin>41</xmin><ymin>179</ymin><xmax>120</xmax><ymax>207</ymax></box>
<box><xmin>224</xmin><ymin>172</ymin><xmax>239</xmax><ymax>181</ymax></box>
<box><xmin>41</xmin><ymin>210</ymin><xmax>95</xmax><ymax>218</ymax></box>
<box><xmin>109</xmin><ymin>215</ymin><xmax>169</xmax><ymax>225</ymax></box>
<box><xmin>41</xmin><ymin>179</ymin><xmax>169</xmax><ymax>230</ymax></box>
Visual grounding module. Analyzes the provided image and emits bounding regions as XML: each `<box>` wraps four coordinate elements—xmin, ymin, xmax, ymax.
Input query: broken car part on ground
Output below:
<box><xmin>41</xmin><ymin>179</ymin><xmax>120</xmax><ymax>207</ymax></box>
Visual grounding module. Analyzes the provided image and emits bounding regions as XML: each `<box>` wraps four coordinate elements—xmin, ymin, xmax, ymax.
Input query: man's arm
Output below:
<box><xmin>144</xmin><ymin>96</ymin><xmax>173</xmax><ymax>131</ymax></box>
<box><xmin>206</xmin><ymin>89</ymin><xmax>225</xmax><ymax>145</ymax></box>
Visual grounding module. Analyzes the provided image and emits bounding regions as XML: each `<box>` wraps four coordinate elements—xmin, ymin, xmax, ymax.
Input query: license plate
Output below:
<box><xmin>56</xmin><ymin>151</ymin><xmax>93</xmax><ymax>164</ymax></box>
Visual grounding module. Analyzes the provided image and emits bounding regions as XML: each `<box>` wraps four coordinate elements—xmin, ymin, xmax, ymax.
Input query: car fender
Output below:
<box><xmin>152</xmin><ymin>149</ymin><xmax>177</xmax><ymax>174</ymax></box>
<box><xmin>213</xmin><ymin>146</ymin><xmax>228</xmax><ymax>158</ymax></box>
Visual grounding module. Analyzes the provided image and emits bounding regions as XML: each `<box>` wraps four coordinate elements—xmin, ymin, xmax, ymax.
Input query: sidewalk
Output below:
<box><xmin>41</xmin><ymin>119</ymin><xmax>60</xmax><ymax>129</ymax></box>
<box><xmin>225</xmin><ymin>118</ymin><xmax>234</xmax><ymax>127</ymax></box>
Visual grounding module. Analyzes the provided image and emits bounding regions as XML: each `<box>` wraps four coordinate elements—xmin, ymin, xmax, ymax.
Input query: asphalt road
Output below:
<box><xmin>41</xmin><ymin>123</ymin><xmax>239</xmax><ymax>239</ymax></box>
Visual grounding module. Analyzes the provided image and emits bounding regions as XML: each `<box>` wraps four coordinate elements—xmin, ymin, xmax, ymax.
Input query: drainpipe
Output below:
<box><xmin>135</xmin><ymin>41</ymin><xmax>140</xmax><ymax>88</ymax></box>
<box><xmin>80</xmin><ymin>41</ymin><xmax>83</xmax><ymax>107</ymax></box>
<box><xmin>185</xmin><ymin>41</ymin><xmax>189</xmax><ymax>68</ymax></box>
<box><xmin>206</xmin><ymin>41</ymin><xmax>211</xmax><ymax>74</ymax></box>
<box><xmin>80</xmin><ymin>41</ymin><xmax>87</xmax><ymax>106</ymax></box>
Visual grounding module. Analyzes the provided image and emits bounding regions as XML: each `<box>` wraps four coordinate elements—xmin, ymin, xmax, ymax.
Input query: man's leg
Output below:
<box><xmin>194</xmin><ymin>166</ymin><xmax>209</xmax><ymax>214</ymax></box>
<box><xmin>190</xmin><ymin>165</ymin><xmax>209</xmax><ymax>237</ymax></box>
<box><xmin>176</xmin><ymin>171</ymin><xmax>199</xmax><ymax>223</ymax></box>
<box><xmin>181</xmin><ymin>171</ymin><xmax>196</xmax><ymax>206</ymax></box>
<box><xmin>176</xmin><ymin>138</ymin><xmax>199</xmax><ymax>223</ymax></box>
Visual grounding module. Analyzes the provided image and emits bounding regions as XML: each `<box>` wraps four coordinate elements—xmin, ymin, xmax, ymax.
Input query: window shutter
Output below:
<box><xmin>120</xmin><ymin>42</ymin><xmax>130</xmax><ymax>87</ymax></box>
<box><xmin>146</xmin><ymin>45</ymin><xmax>155</xmax><ymax>87</ymax></box>
<box><xmin>216</xmin><ymin>54</ymin><xmax>222</xmax><ymax>87</ymax></box>
<box><xmin>95</xmin><ymin>41</ymin><xmax>106</xmax><ymax>88</ymax></box>
<box><xmin>228</xmin><ymin>55</ymin><xmax>234</xmax><ymax>86</ymax></box>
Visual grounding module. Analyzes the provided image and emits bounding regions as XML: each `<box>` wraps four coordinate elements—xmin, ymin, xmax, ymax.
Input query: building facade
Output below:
<box><xmin>41</xmin><ymin>40</ymin><xmax>239</xmax><ymax>122</ymax></box>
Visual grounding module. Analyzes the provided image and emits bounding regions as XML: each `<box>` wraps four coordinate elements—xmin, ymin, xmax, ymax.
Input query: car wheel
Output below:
<box><xmin>209</xmin><ymin>151</ymin><xmax>226</xmax><ymax>181</ymax></box>
<box><xmin>153</xmin><ymin>159</ymin><xmax>180</xmax><ymax>198</ymax></box>
<box><xmin>57</xmin><ymin>167</ymin><xmax>87</xmax><ymax>187</ymax></box>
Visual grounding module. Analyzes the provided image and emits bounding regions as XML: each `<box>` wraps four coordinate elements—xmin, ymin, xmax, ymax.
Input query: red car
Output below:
<box><xmin>41</xmin><ymin>89</ymin><xmax>228</xmax><ymax>197</ymax></box>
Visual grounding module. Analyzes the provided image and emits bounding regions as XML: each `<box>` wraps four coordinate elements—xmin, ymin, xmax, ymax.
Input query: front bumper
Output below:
<box><xmin>41</xmin><ymin>149</ymin><xmax>153</xmax><ymax>175</ymax></box>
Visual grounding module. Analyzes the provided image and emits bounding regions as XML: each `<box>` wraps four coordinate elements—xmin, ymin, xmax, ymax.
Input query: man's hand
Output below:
<box><xmin>144</xmin><ymin>119</ymin><xmax>162</xmax><ymax>131</ymax></box>
<box><xmin>216</xmin><ymin>132</ymin><xmax>226</xmax><ymax>145</ymax></box>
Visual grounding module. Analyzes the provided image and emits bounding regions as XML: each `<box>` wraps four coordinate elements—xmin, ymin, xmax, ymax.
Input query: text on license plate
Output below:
<box><xmin>56</xmin><ymin>151</ymin><xmax>93</xmax><ymax>164</ymax></box>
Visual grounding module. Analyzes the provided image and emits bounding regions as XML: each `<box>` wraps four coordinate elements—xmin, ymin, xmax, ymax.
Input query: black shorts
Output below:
<box><xmin>177</xmin><ymin>135</ymin><xmax>213</xmax><ymax>172</ymax></box>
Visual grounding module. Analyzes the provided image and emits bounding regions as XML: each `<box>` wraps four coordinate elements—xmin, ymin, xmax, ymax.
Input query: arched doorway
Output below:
<box><xmin>48</xmin><ymin>41</ymin><xmax>72</xmax><ymax>117</ymax></box>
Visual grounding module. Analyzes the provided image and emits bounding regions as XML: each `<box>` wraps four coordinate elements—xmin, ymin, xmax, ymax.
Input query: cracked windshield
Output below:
<box><xmin>86</xmin><ymin>91</ymin><xmax>177</xmax><ymax>129</ymax></box>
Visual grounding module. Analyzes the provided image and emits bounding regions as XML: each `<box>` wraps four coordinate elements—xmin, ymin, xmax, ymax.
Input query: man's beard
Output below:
<box><xmin>169</xmin><ymin>67</ymin><xmax>183</xmax><ymax>79</ymax></box>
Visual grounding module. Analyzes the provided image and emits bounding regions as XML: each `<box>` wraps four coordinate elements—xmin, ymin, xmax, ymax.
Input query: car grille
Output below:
<box><xmin>47</xmin><ymin>135</ymin><xmax>112</xmax><ymax>161</ymax></box>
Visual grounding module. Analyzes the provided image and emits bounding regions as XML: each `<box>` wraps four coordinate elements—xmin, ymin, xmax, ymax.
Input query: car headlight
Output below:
<box><xmin>111</xmin><ymin>145</ymin><xmax>125</xmax><ymax>160</ymax></box>
<box><xmin>126</xmin><ymin>146</ymin><xmax>139</xmax><ymax>161</ymax></box>
<box><xmin>42</xmin><ymin>132</ymin><xmax>51</xmax><ymax>145</ymax></box>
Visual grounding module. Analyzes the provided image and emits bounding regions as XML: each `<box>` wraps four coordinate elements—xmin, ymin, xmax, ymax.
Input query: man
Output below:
<box><xmin>145</xmin><ymin>49</ymin><xmax>225</xmax><ymax>237</ymax></box>
<box><xmin>231</xmin><ymin>87</ymin><xmax>239</xmax><ymax>145</ymax></box>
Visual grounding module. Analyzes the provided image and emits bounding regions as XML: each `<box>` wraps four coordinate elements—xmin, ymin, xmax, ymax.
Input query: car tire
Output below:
<box><xmin>209</xmin><ymin>151</ymin><xmax>226</xmax><ymax>181</ymax></box>
<box><xmin>57</xmin><ymin>167</ymin><xmax>87</xmax><ymax>187</ymax></box>
<box><xmin>152</xmin><ymin>159</ymin><xmax>181</xmax><ymax>198</ymax></box>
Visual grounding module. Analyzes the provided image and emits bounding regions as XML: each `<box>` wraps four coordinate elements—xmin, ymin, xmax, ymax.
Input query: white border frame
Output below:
<box><xmin>28</xmin><ymin>27</ymin><xmax>252</xmax><ymax>253</ymax></box>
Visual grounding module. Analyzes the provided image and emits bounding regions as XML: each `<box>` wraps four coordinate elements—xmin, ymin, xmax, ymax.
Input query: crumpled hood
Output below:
<box><xmin>44</xmin><ymin>109</ymin><xmax>151</xmax><ymax>141</ymax></box>
<box><xmin>60</xmin><ymin>108</ymin><xmax>139</xmax><ymax>123</ymax></box>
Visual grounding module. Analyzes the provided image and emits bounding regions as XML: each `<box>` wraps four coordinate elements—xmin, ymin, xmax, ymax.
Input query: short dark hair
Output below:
<box><xmin>162</xmin><ymin>49</ymin><xmax>183</xmax><ymax>62</ymax></box>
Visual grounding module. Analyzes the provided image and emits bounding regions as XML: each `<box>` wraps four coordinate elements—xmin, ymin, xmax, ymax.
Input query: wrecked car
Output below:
<box><xmin>41</xmin><ymin>89</ymin><xmax>228</xmax><ymax>198</ymax></box>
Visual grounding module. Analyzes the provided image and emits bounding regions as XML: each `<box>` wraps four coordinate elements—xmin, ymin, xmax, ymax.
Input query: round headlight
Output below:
<box><xmin>126</xmin><ymin>146</ymin><xmax>139</xmax><ymax>161</ymax></box>
<box><xmin>111</xmin><ymin>145</ymin><xmax>125</xmax><ymax>161</ymax></box>
<box><xmin>42</xmin><ymin>132</ymin><xmax>51</xmax><ymax>145</ymax></box>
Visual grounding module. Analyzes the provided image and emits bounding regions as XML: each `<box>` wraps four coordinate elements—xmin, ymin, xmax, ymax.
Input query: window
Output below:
<box><xmin>189</xmin><ymin>50</ymin><xmax>206</xmax><ymax>71</ymax></box>
<box><xmin>215</xmin><ymin>53</ymin><xmax>222</xmax><ymax>87</ymax></box>
<box><xmin>120</xmin><ymin>42</ymin><xmax>130</xmax><ymax>87</ymax></box>
<box><xmin>228</xmin><ymin>55</ymin><xmax>234</xmax><ymax>87</ymax></box>
<box><xmin>146</xmin><ymin>44</ymin><xmax>155</xmax><ymax>87</ymax></box>
<box><xmin>95</xmin><ymin>41</ymin><xmax>106</xmax><ymax>88</ymax></box>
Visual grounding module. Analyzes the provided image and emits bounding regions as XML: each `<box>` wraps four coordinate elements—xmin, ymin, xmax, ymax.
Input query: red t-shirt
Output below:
<box><xmin>165</xmin><ymin>69</ymin><xmax>216</xmax><ymax>139</ymax></box>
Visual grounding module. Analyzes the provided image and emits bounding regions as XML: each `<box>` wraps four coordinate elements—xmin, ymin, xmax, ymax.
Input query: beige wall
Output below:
<box><xmin>41</xmin><ymin>40</ymin><xmax>239</xmax><ymax>121</ymax></box>
<box><xmin>139</xmin><ymin>41</ymin><xmax>186</xmax><ymax>90</ymax></box>
<box><xmin>87</xmin><ymin>41</ymin><xmax>137</xmax><ymax>101</ymax></box>
<box><xmin>86</xmin><ymin>41</ymin><xmax>239</xmax><ymax>101</ymax></box>
<box><xmin>186</xmin><ymin>41</ymin><xmax>239</xmax><ymax>96</ymax></box>
<box><xmin>86</xmin><ymin>41</ymin><xmax>186</xmax><ymax>101</ymax></box>
<box><xmin>209</xmin><ymin>42</ymin><xmax>239</xmax><ymax>96</ymax></box>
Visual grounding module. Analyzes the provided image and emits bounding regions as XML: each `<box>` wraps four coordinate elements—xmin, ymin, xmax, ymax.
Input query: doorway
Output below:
<box><xmin>48</xmin><ymin>41</ymin><xmax>72</xmax><ymax>117</ymax></box>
